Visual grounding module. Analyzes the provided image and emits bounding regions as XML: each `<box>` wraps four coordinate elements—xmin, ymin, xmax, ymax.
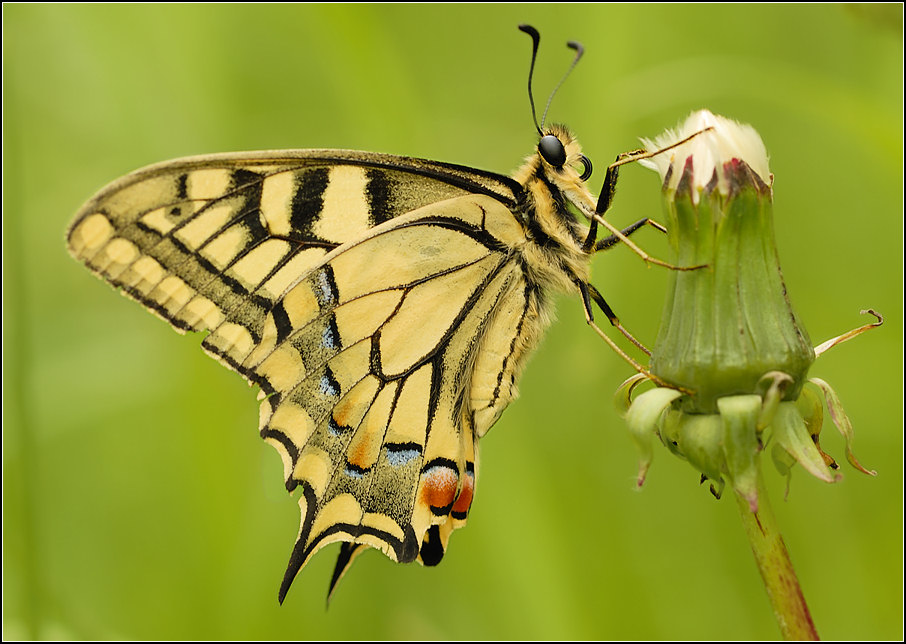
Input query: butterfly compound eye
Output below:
<box><xmin>538</xmin><ymin>134</ymin><xmax>567</xmax><ymax>167</ymax></box>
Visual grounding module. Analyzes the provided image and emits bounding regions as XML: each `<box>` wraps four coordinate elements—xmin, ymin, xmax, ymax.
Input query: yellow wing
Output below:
<box><xmin>66</xmin><ymin>150</ymin><xmax>548</xmax><ymax>600</ymax></box>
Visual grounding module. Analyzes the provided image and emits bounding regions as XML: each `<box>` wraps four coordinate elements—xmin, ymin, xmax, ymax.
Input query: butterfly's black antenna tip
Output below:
<box><xmin>518</xmin><ymin>23</ymin><xmax>539</xmax><ymax>38</ymax></box>
<box><xmin>519</xmin><ymin>24</ymin><xmax>544</xmax><ymax>136</ymax></box>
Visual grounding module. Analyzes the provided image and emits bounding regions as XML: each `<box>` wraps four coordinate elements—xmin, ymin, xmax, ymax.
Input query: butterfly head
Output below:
<box><xmin>537</xmin><ymin>123</ymin><xmax>593</xmax><ymax>184</ymax></box>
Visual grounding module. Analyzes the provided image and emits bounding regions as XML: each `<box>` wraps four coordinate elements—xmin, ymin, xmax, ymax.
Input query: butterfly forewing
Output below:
<box><xmin>67</xmin><ymin>149</ymin><xmax>554</xmax><ymax>599</ymax></box>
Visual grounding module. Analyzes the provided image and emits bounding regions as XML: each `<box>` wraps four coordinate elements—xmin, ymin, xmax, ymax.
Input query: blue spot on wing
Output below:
<box><xmin>314</xmin><ymin>267</ymin><xmax>338</xmax><ymax>308</ymax></box>
<box><xmin>386</xmin><ymin>442</ymin><xmax>422</xmax><ymax>466</ymax></box>
<box><xmin>319</xmin><ymin>368</ymin><xmax>340</xmax><ymax>397</ymax></box>
<box><xmin>321</xmin><ymin>317</ymin><xmax>340</xmax><ymax>349</ymax></box>
<box><xmin>344</xmin><ymin>464</ymin><xmax>368</xmax><ymax>479</ymax></box>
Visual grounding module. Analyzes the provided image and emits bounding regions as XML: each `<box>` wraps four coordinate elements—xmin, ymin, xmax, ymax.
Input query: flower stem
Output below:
<box><xmin>734</xmin><ymin>465</ymin><xmax>819</xmax><ymax>640</ymax></box>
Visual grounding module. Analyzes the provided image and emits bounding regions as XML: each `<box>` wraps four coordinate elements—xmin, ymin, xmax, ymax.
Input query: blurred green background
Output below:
<box><xmin>3</xmin><ymin>4</ymin><xmax>902</xmax><ymax>640</ymax></box>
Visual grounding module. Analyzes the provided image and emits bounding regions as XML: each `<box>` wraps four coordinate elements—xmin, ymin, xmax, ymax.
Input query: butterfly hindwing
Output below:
<box><xmin>248</xmin><ymin>194</ymin><xmax>534</xmax><ymax>598</ymax></box>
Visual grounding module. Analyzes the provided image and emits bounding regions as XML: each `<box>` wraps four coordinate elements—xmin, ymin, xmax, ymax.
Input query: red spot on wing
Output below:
<box><xmin>420</xmin><ymin>465</ymin><xmax>458</xmax><ymax>512</ymax></box>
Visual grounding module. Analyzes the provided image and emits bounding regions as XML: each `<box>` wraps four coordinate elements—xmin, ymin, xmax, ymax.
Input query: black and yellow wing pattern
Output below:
<box><xmin>66</xmin><ymin>144</ymin><xmax>599</xmax><ymax>599</ymax></box>
<box><xmin>67</xmin><ymin>26</ymin><xmax>638</xmax><ymax>602</ymax></box>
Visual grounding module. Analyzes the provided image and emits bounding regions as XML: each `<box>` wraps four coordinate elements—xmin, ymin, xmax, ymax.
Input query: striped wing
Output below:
<box><xmin>66</xmin><ymin>150</ymin><xmax>541</xmax><ymax>599</ymax></box>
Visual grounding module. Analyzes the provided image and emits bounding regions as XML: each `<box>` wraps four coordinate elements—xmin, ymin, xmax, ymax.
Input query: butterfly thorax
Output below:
<box><xmin>512</xmin><ymin>124</ymin><xmax>596</xmax><ymax>296</ymax></box>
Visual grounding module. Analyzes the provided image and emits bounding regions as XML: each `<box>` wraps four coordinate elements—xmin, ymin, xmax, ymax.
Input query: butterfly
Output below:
<box><xmin>66</xmin><ymin>25</ymin><xmax>682</xmax><ymax>602</ymax></box>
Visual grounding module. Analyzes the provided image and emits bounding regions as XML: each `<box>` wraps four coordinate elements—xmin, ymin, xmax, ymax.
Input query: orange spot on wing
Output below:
<box><xmin>451</xmin><ymin>471</ymin><xmax>474</xmax><ymax>517</ymax></box>
<box><xmin>332</xmin><ymin>399</ymin><xmax>356</xmax><ymax>427</ymax></box>
<box><xmin>347</xmin><ymin>443</ymin><xmax>370</xmax><ymax>470</ymax></box>
<box><xmin>345</xmin><ymin>423</ymin><xmax>381</xmax><ymax>471</ymax></box>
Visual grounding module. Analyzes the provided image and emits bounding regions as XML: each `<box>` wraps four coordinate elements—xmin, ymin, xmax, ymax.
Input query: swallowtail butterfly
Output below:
<box><xmin>67</xmin><ymin>25</ymin><xmax>688</xmax><ymax>601</ymax></box>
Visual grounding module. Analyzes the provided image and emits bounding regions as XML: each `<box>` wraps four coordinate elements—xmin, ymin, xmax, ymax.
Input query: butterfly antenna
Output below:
<box><xmin>540</xmin><ymin>40</ymin><xmax>584</xmax><ymax>128</ymax></box>
<box><xmin>518</xmin><ymin>24</ymin><xmax>544</xmax><ymax>136</ymax></box>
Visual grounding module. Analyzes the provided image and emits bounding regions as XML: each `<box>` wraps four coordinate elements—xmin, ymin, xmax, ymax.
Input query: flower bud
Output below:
<box><xmin>641</xmin><ymin>110</ymin><xmax>814</xmax><ymax>413</ymax></box>
<box><xmin>619</xmin><ymin>110</ymin><xmax>877</xmax><ymax>504</ymax></box>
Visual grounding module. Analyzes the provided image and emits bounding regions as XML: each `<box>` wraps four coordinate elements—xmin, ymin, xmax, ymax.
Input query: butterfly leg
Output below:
<box><xmin>577</xmin><ymin>280</ymin><xmax>689</xmax><ymax>390</ymax></box>
<box><xmin>578</xmin><ymin>281</ymin><xmax>650</xmax><ymax>356</ymax></box>
<box><xmin>589</xmin><ymin>217</ymin><xmax>667</xmax><ymax>253</ymax></box>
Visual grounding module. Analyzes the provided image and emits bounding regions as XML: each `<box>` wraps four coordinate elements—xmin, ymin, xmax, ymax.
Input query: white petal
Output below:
<box><xmin>640</xmin><ymin>109</ymin><xmax>771</xmax><ymax>201</ymax></box>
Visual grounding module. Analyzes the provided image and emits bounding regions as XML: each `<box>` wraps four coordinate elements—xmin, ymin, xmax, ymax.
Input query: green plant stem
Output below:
<box><xmin>734</xmin><ymin>466</ymin><xmax>819</xmax><ymax>640</ymax></box>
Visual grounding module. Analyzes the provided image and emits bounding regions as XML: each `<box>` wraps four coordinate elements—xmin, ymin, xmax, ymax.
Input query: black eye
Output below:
<box><xmin>579</xmin><ymin>155</ymin><xmax>593</xmax><ymax>181</ymax></box>
<box><xmin>538</xmin><ymin>134</ymin><xmax>566</xmax><ymax>167</ymax></box>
